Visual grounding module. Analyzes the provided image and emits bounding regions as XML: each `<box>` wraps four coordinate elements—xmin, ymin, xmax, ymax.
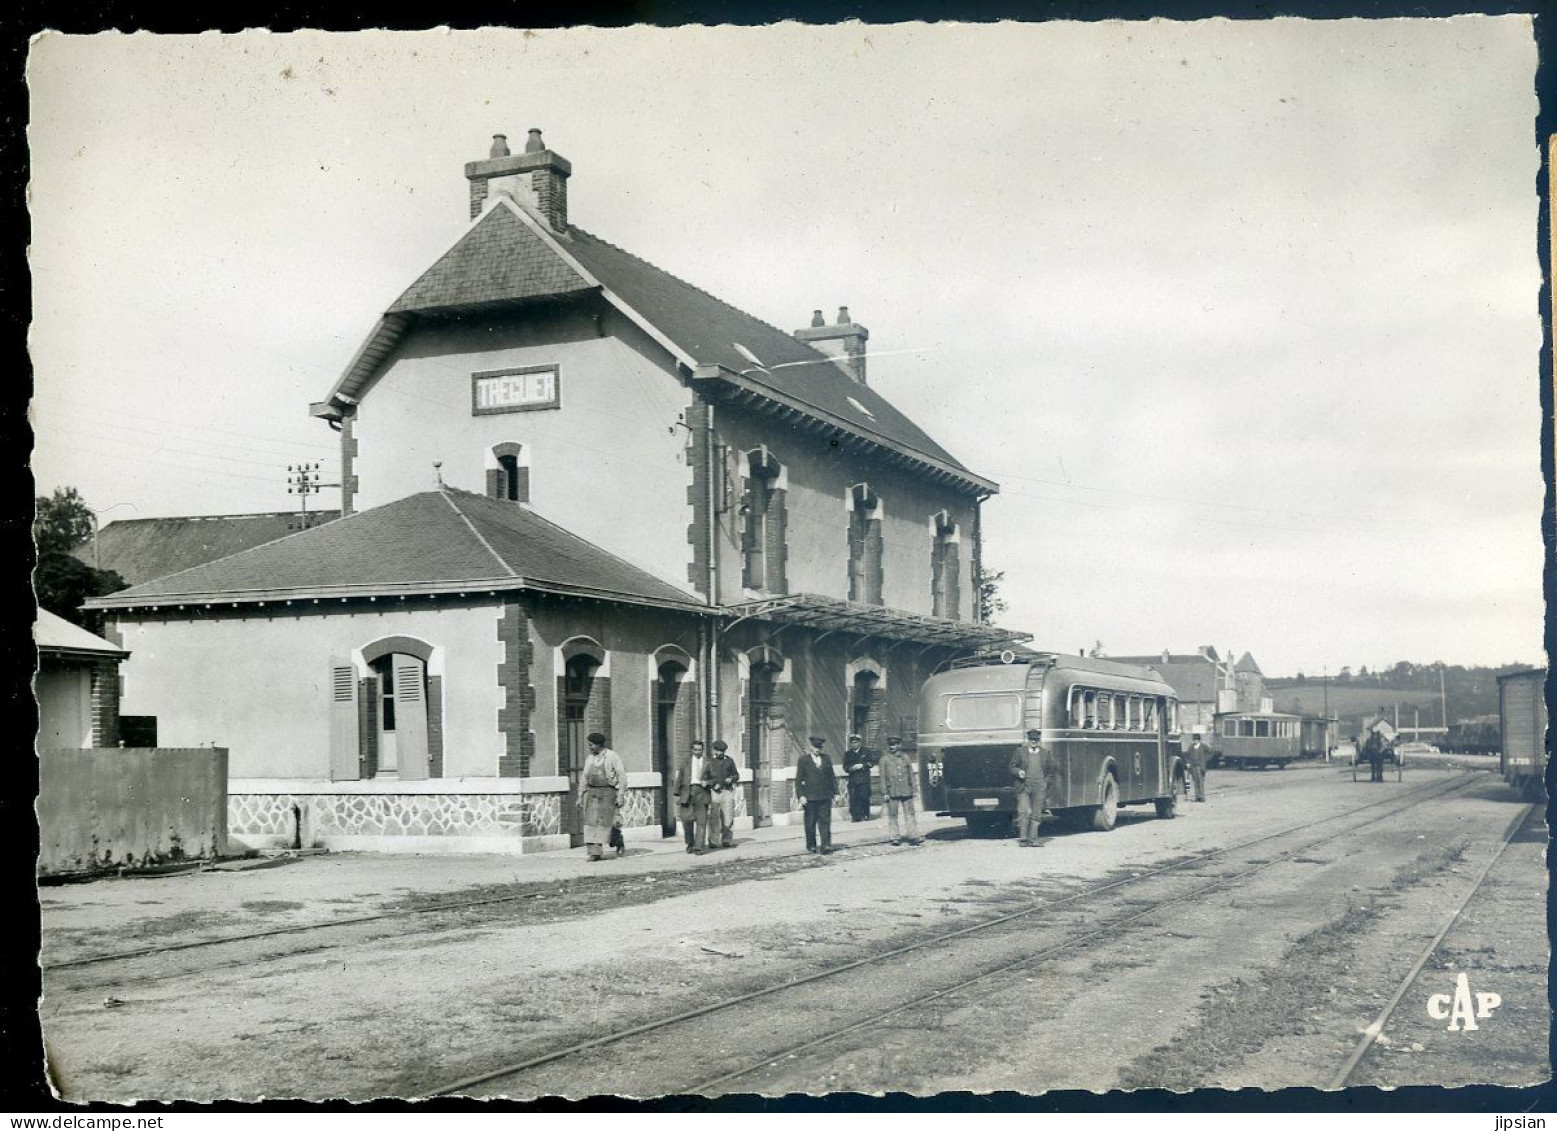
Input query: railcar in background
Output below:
<box><xmin>1497</xmin><ymin>667</ymin><xmax>1547</xmax><ymax>798</ymax></box>
<box><xmin>917</xmin><ymin>651</ymin><xmax>1184</xmax><ymax>835</ymax></box>
<box><xmin>1211</xmin><ymin>711</ymin><xmax>1305</xmax><ymax>769</ymax></box>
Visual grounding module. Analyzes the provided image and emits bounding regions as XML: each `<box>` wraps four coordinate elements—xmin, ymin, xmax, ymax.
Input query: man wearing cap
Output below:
<box><xmin>703</xmin><ymin>738</ymin><xmax>741</xmax><ymax>849</ymax></box>
<box><xmin>1184</xmin><ymin>732</ymin><xmax>1211</xmax><ymax>802</ymax></box>
<box><xmin>794</xmin><ymin>735</ymin><xmax>838</xmax><ymax>854</ymax></box>
<box><xmin>843</xmin><ymin>733</ymin><xmax>877</xmax><ymax>822</ymax></box>
<box><xmin>672</xmin><ymin>739</ymin><xmax>710</xmax><ymax>855</ymax></box>
<box><xmin>877</xmin><ymin>736</ymin><xmax>923</xmax><ymax>846</ymax></box>
<box><xmin>1009</xmin><ymin>728</ymin><xmax>1052</xmax><ymax>847</ymax></box>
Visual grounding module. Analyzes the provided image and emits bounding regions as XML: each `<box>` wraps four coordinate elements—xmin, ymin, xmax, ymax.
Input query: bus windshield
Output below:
<box><xmin>945</xmin><ymin>693</ymin><xmax>1023</xmax><ymax>730</ymax></box>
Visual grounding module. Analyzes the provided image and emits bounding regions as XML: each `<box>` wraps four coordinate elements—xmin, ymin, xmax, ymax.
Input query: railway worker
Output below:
<box><xmin>1010</xmin><ymin>728</ymin><xmax>1052</xmax><ymax>847</ymax></box>
<box><xmin>795</xmin><ymin>735</ymin><xmax>839</xmax><ymax>854</ymax></box>
<box><xmin>843</xmin><ymin>733</ymin><xmax>876</xmax><ymax>822</ymax></box>
<box><xmin>1184</xmin><ymin>731</ymin><xmax>1211</xmax><ymax>803</ymax></box>
<box><xmin>578</xmin><ymin>732</ymin><xmax>625</xmax><ymax>862</ymax></box>
<box><xmin>672</xmin><ymin>739</ymin><xmax>710</xmax><ymax>855</ymax></box>
<box><xmin>1363</xmin><ymin>728</ymin><xmax>1387</xmax><ymax>783</ymax></box>
<box><xmin>703</xmin><ymin>739</ymin><xmax>741</xmax><ymax>850</ymax></box>
<box><xmin>877</xmin><ymin>736</ymin><xmax>924</xmax><ymax>846</ymax></box>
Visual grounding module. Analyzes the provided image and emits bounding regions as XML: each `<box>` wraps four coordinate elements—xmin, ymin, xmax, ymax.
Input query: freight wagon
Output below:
<box><xmin>1497</xmin><ymin>667</ymin><xmax>1546</xmax><ymax>798</ymax></box>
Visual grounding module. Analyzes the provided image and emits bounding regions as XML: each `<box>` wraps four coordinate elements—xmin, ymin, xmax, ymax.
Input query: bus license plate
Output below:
<box><xmin>973</xmin><ymin>798</ymin><xmax>1000</xmax><ymax>808</ymax></box>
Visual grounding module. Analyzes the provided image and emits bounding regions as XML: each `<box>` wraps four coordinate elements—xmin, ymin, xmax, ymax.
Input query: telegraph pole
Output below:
<box><xmin>287</xmin><ymin>462</ymin><xmax>339</xmax><ymax>531</ymax></box>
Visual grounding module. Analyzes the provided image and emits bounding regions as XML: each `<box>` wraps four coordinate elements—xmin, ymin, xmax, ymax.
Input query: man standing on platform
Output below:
<box><xmin>878</xmin><ymin>736</ymin><xmax>923</xmax><ymax>846</ymax></box>
<box><xmin>703</xmin><ymin>738</ymin><xmax>741</xmax><ymax>849</ymax></box>
<box><xmin>843</xmin><ymin>733</ymin><xmax>876</xmax><ymax>822</ymax></box>
<box><xmin>795</xmin><ymin>735</ymin><xmax>838</xmax><ymax>854</ymax></box>
<box><xmin>1184</xmin><ymin>731</ymin><xmax>1212</xmax><ymax>802</ymax></box>
<box><xmin>1010</xmin><ymin>728</ymin><xmax>1052</xmax><ymax>847</ymax></box>
<box><xmin>673</xmin><ymin>739</ymin><xmax>710</xmax><ymax>855</ymax></box>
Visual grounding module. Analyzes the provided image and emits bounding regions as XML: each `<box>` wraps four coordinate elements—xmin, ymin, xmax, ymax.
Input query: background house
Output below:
<box><xmin>35</xmin><ymin>608</ymin><xmax>128</xmax><ymax>749</ymax></box>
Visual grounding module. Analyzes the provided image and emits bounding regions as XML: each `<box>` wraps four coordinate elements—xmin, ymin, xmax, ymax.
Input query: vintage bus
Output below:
<box><xmin>916</xmin><ymin>651</ymin><xmax>1185</xmax><ymax>834</ymax></box>
<box><xmin>1211</xmin><ymin>711</ymin><xmax>1307</xmax><ymax>769</ymax></box>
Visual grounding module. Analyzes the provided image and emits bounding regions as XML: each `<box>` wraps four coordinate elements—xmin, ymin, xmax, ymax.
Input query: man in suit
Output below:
<box><xmin>672</xmin><ymin>739</ymin><xmax>710</xmax><ymax>854</ymax></box>
<box><xmin>1184</xmin><ymin>732</ymin><xmax>1211</xmax><ymax>802</ymax></box>
<box><xmin>843</xmin><ymin>733</ymin><xmax>876</xmax><ymax>822</ymax></box>
<box><xmin>703</xmin><ymin>738</ymin><xmax>741</xmax><ymax>849</ymax></box>
<box><xmin>795</xmin><ymin>735</ymin><xmax>838</xmax><ymax>854</ymax></box>
<box><xmin>1010</xmin><ymin>728</ymin><xmax>1052</xmax><ymax>846</ymax></box>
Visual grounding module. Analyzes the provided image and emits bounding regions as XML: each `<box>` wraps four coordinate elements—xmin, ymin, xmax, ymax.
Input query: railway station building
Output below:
<box><xmin>88</xmin><ymin>130</ymin><xmax>1024</xmax><ymax>853</ymax></box>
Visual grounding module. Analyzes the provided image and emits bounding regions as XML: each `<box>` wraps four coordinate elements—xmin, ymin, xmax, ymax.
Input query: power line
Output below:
<box><xmin>38</xmin><ymin>419</ymin><xmax>325</xmax><ymax>472</ymax></box>
<box><xmin>34</xmin><ymin>391</ymin><xmax>338</xmax><ymax>453</ymax></box>
<box><xmin>34</xmin><ymin>436</ymin><xmax>288</xmax><ymax>486</ymax></box>
<box><xmin>32</xmin><ymin>406</ymin><xmax>342</xmax><ymax>465</ymax></box>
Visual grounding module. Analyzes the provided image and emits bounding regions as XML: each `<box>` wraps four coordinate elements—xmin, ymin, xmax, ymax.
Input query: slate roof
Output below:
<box><xmin>1108</xmin><ymin>654</ymin><xmax>1223</xmax><ymax>703</ymax></box>
<box><xmin>321</xmin><ymin>198</ymin><xmax>990</xmax><ymax>492</ymax></box>
<box><xmin>86</xmin><ymin>489</ymin><xmax>705</xmax><ymax>612</ymax></box>
<box><xmin>75</xmin><ymin>512</ymin><xmax>341</xmax><ymax>588</ymax></box>
<box><xmin>35</xmin><ymin>608</ymin><xmax>128</xmax><ymax>659</ymax></box>
<box><xmin>388</xmin><ymin>206</ymin><xmax>594</xmax><ymax>314</ymax></box>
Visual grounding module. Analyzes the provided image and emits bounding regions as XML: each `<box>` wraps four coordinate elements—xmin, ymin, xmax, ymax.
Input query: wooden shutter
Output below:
<box><xmin>328</xmin><ymin>657</ymin><xmax>360</xmax><ymax>781</ymax></box>
<box><xmin>396</xmin><ymin>656</ymin><xmax>430</xmax><ymax>781</ymax></box>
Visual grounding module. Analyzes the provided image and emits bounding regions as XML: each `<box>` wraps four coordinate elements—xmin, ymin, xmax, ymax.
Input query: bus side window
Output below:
<box><xmin>1113</xmin><ymin>694</ymin><xmax>1126</xmax><ymax>730</ymax></box>
<box><xmin>1145</xmin><ymin>699</ymin><xmax>1158</xmax><ymax>730</ymax></box>
<box><xmin>1084</xmin><ymin>690</ymin><xmax>1097</xmax><ymax>729</ymax></box>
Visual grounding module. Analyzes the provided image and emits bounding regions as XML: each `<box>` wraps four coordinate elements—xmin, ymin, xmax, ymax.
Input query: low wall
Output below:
<box><xmin>38</xmin><ymin>748</ymin><xmax>229</xmax><ymax>876</ymax></box>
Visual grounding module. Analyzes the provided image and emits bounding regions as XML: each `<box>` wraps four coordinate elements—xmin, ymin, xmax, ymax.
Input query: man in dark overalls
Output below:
<box><xmin>843</xmin><ymin>733</ymin><xmax>876</xmax><ymax>822</ymax></box>
<box><xmin>1184</xmin><ymin>732</ymin><xmax>1211</xmax><ymax>803</ymax></box>
<box><xmin>1010</xmin><ymin>728</ymin><xmax>1051</xmax><ymax>847</ymax></box>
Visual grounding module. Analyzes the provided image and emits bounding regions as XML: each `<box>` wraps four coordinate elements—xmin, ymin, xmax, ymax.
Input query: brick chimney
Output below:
<box><xmin>794</xmin><ymin>305</ymin><xmax>870</xmax><ymax>385</ymax></box>
<box><xmin>464</xmin><ymin>128</ymin><xmax>572</xmax><ymax>230</ymax></box>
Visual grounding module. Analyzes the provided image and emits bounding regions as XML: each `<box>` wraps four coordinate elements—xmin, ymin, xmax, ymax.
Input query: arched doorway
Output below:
<box><xmin>851</xmin><ymin>669</ymin><xmax>881</xmax><ymax>747</ymax></box>
<box><xmin>653</xmin><ymin>659</ymin><xmax>690</xmax><ymax>836</ymax></box>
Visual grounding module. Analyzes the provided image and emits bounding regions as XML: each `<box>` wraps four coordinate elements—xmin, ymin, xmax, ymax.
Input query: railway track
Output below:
<box><xmin>425</xmin><ymin>770</ymin><xmax>1480</xmax><ymax>1098</ymax></box>
<box><xmin>1327</xmin><ymin>799</ymin><xmax>1537</xmax><ymax>1089</ymax></box>
<box><xmin>40</xmin><ymin>759</ymin><xmax>1357</xmax><ymax>983</ymax></box>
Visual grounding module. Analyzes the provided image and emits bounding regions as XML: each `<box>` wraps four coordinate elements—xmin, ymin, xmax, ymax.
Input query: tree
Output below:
<box><xmin>977</xmin><ymin>567</ymin><xmax>1008</xmax><ymax>623</ymax></box>
<box><xmin>34</xmin><ymin>487</ymin><xmax>124</xmax><ymax>633</ymax></box>
<box><xmin>35</xmin><ymin>487</ymin><xmax>96</xmax><ymax>558</ymax></box>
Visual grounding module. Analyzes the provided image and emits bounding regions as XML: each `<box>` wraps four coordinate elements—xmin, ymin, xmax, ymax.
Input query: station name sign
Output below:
<box><xmin>472</xmin><ymin>365</ymin><xmax>561</xmax><ymax>415</ymax></box>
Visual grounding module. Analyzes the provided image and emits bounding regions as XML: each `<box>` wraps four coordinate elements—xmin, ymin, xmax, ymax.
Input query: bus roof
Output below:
<box><xmin>927</xmin><ymin>652</ymin><xmax>1172</xmax><ymax>694</ymax></box>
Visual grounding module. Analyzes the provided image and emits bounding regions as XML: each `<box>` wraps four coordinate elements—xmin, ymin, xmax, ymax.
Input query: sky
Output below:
<box><xmin>27</xmin><ymin>20</ymin><xmax>1546</xmax><ymax>676</ymax></box>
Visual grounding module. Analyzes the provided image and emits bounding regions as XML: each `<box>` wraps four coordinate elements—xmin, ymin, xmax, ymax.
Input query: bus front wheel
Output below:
<box><xmin>1155</xmin><ymin>776</ymin><xmax>1179</xmax><ymax>819</ymax></box>
<box><xmin>1090</xmin><ymin>774</ymin><xmax>1119</xmax><ymax>832</ymax></box>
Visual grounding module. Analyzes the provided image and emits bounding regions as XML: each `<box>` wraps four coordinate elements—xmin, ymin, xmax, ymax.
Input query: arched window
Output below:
<box><xmin>930</xmin><ymin>511</ymin><xmax>961</xmax><ymax>620</ymax></box>
<box><xmin>847</xmin><ymin>483</ymin><xmax>884</xmax><ymax>605</ymax></box>
<box><xmin>741</xmin><ymin>447</ymin><xmax>787</xmax><ymax>594</ymax></box>
<box><xmin>486</xmin><ymin>442</ymin><xmax>529</xmax><ymax>503</ymax></box>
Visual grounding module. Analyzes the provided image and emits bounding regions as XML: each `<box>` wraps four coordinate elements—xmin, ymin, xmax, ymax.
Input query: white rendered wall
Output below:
<box><xmin>112</xmin><ymin>602</ymin><xmax>506</xmax><ymax>780</ymax></box>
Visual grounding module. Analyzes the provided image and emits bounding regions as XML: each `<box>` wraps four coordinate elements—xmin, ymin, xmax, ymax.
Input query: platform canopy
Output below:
<box><xmin>720</xmin><ymin>593</ymin><xmax>1031</xmax><ymax>650</ymax></box>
